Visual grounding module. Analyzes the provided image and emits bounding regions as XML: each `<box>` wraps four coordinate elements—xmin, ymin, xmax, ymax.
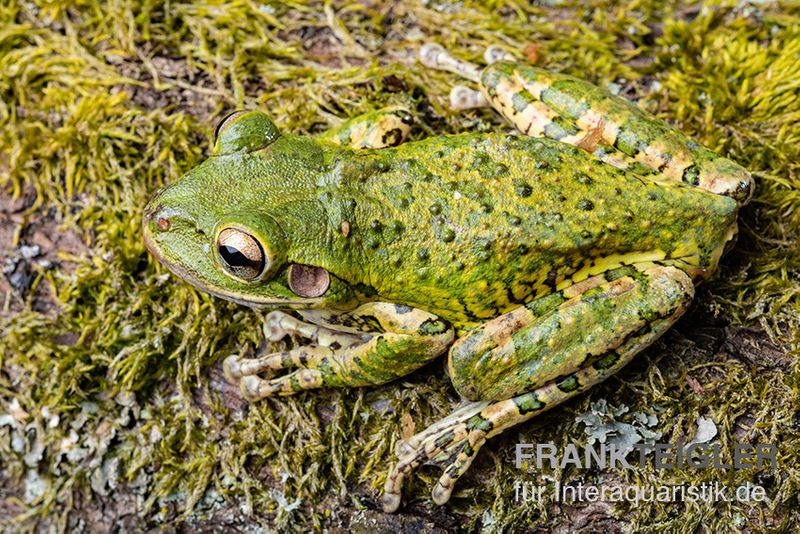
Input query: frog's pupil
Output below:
<box><xmin>216</xmin><ymin>228</ymin><xmax>266</xmax><ymax>280</ymax></box>
<box><xmin>219</xmin><ymin>245</ymin><xmax>259</xmax><ymax>270</ymax></box>
<box><xmin>220</xmin><ymin>245</ymin><xmax>243</xmax><ymax>265</ymax></box>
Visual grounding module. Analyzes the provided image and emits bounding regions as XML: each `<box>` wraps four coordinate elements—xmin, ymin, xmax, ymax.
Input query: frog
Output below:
<box><xmin>142</xmin><ymin>43</ymin><xmax>753</xmax><ymax>513</ymax></box>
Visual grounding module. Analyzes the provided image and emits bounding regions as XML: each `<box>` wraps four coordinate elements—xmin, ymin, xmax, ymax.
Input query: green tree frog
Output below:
<box><xmin>143</xmin><ymin>44</ymin><xmax>753</xmax><ymax>512</ymax></box>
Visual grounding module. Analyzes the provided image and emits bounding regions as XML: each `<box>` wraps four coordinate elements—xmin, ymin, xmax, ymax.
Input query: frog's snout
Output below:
<box><xmin>143</xmin><ymin>183</ymin><xmax>197</xmax><ymax>236</ymax></box>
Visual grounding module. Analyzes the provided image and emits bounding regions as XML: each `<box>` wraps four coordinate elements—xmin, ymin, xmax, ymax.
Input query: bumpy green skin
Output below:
<box><xmin>143</xmin><ymin>57</ymin><xmax>751</xmax><ymax>512</ymax></box>
<box><xmin>324</xmin><ymin>133</ymin><xmax>736</xmax><ymax>328</ymax></box>
<box><xmin>144</xmin><ymin>131</ymin><xmax>736</xmax><ymax>326</ymax></box>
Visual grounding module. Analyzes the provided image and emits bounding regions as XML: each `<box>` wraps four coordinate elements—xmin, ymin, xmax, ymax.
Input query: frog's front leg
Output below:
<box><xmin>317</xmin><ymin>107</ymin><xmax>414</xmax><ymax>149</ymax></box>
<box><xmin>223</xmin><ymin>310</ymin><xmax>367</xmax><ymax>386</ymax></box>
<box><xmin>224</xmin><ymin>303</ymin><xmax>454</xmax><ymax>400</ymax></box>
<box><xmin>381</xmin><ymin>265</ymin><xmax>694</xmax><ymax>512</ymax></box>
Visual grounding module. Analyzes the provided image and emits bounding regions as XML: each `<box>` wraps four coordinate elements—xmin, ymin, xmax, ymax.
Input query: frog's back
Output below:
<box><xmin>331</xmin><ymin>133</ymin><xmax>737</xmax><ymax>327</ymax></box>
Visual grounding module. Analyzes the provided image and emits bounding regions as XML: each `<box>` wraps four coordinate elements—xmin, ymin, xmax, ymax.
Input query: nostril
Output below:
<box><xmin>157</xmin><ymin>217</ymin><xmax>171</xmax><ymax>231</ymax></box>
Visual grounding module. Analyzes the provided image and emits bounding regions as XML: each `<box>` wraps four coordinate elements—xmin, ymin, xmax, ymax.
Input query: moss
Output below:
<box><xmin>1</xmin><ymin>0</ymin><xmax>799</xmax><ymax>531</ymax></box>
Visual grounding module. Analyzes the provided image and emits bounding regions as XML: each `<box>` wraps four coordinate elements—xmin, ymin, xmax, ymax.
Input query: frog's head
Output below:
<box><xmin>143</xmin><ymin>111</ymin><xmax>357</xmax><ymax>310</ymax></box>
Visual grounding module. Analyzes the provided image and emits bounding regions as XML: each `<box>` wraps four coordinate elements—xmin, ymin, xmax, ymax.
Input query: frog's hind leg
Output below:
<box><xmin>318</xmin><ymin>107</ymin><xmax>414</xmax><ymax>149</ymax></box>
<box><xmin>224</xmin><ymin>304</ymin><xmax>454</xmax><ymax>400</ymax></box>
<box><xmin>419</xmin><ymin>43</ymin><xmax>491</xmax><ymax>111</ymax></box>
<box><xmin>382</xmin><ymin>350</ymin><xmax>644</xmax><ymax>511</ymax></box>
<box><xmin>420</xmin><ymin>41</ymin><xmax>752</xmax><ymax>204</ymax></box>
<box><xmin>419</xmin><ymin>43</ymin><xmax>564</xmax><ymax>126</ymax></box>
<box><xmin>381</xmin><ymin>265</ymin><xmax>694</xmax><ymax>512</ymax></box>
<box><xmin>421</xmin><ymin>44</ymin><xmax>520</xmax><ymax>111</ymax></box>
<box><xmin>483</xmin><ymin>62</ymin><xmax>753</xmax><ymax>204</ymax></box>
<box><xmin>420</xmin><ymin>43</ymin><xmax>596</xmax><ymax>138</ymax></box>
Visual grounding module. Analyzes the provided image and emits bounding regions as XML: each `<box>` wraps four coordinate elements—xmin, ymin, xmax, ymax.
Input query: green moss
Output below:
<box><xmin>1</xmin><ymin>0</ymin><xmax>799</xmax><ymax>531</ymax></box>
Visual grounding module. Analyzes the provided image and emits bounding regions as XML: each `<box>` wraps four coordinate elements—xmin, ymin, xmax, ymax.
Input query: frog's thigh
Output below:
<box><xmin>381</xmin><ymin>265</ymin><xmax>693</xmax><ymax>512</ymax></box>
<box><xmin>449</xmin><ymin>265</ymin><xmax>694</xmax><ymax>401</ymax></box>
<box><xmin>481</xmin><ymin>62</ymin><xmax>604</xmax><ymax>154</ymax></box>
<box><xmin>317</xmin><ymin>107</ymin><xmax>413</xmax><ymax>149</ymax></box>
<box><xmin>233</xmin><ymin>302</ymin><xmax>454</xmax><ymax>400</ymax></box>
<box><xmin>486</xmin><ymin>63</ymin><xmax>753</xmax><ymax>203</ymax></box>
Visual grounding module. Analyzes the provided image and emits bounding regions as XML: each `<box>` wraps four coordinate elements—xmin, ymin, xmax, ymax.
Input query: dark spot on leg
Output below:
<box><xmin>515</xmin><ymin>393</ymin><xmax>545</xmax><ymax>415</ymax></box>
<box><xmin>593</xmin><ymin>351</ymin><xmax>620</xmax><ymax>371</ymax></box>
<box><xmin>434</xmin><ymin>429</ymin><xmax>456</xmax><ymax>449</ymax></box>
<box><xmin>381</xmin><ymin>128</ymin><xmax>403</xmax><ymax>147</ymax></box>
<box><xmin>512</xmin><ymin>92</ymin><xmax>531</xmax><ymax>113</ymax></box>
<box><xmin>682</xmin><ymin>164</ymin><xmax>700</xmax><ymax>186</ymax></box>
<box><xmin>613</xmin><ymin>129</ymin><xmax>641</xmax><ymax>157</ymax></box>
<box><xmin>467</xmin><ymin>414</ymin><xmax>493</xmax><ymax>433</ymax></box>
<box><xmin>418</xmin><ymin>318</ymin><xmax>450</xmax><ymax>336</ymax></box>
<box><xmin>557</xmin><ymin>375</ymin><xmax>580</xmax><ymax>392</ymax></box>
<box><xmin>543</xmin><ymin>117</ymin><xmax>579</xmax><ymax>140</ymax></box>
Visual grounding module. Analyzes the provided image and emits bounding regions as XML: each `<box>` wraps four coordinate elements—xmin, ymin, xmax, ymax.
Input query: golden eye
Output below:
<box><xmin>216</xmin><ymin>228</ymin><xmax>265</xmax><ymax>280</ymax></box>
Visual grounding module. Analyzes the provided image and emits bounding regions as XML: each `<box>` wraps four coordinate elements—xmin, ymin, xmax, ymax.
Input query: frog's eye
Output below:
<box><xmin>214</xmin><ymin>110</ymin><xmax>248</xmax><ymax>141</ymax></box>
<box><xmin>213</xmin><ymin>110</ymin><xmax>280</xmax><ymax>155</ymax></box>
<box><xmin>216</xmin><ymin>228</ymin><xmax>266</xmax><ymax>281</ymax></box>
